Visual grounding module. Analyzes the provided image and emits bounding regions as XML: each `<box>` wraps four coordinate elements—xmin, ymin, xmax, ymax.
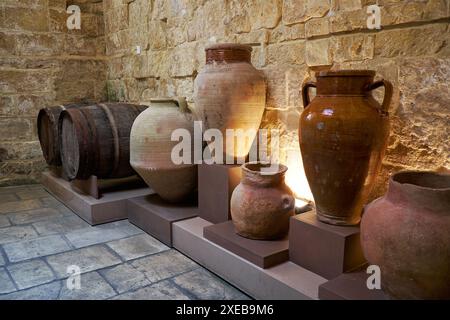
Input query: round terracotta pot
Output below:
<box><xmin>299</xmin><ymin>70</ymin><xmax>392</xmax><ymax>226</ymax></box>
<box><xmin>230</xmin><ymin>162</ymin><xmax>295</xmax><ymax>240</ymax></box>
<box><xmin>130</xmin><ymin>97</ymin><xmax>197</xmax><ymax>203</ymax></box>
<box><xmin>361</xmin><ymin>171</ymin><xmax>450</xmax><ymax>299</ymax></box>
<box><xmin>194</xmin><ymin>43</ymin><xmax>266</xmax><ymax>161</ymax></box>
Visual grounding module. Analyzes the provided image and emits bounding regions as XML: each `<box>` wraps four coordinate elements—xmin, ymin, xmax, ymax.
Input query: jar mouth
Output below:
<box><xmin>205</xmin><ymin>43</ymin><xmax>252</xmax><ymax>52</ymax></box>
<box><xmin>392</xmin><ymin>171</ymin><xmax>450</xmax><ymax>190</ymax></box>
<box><xmin>317</xmin><ymin>69</ymin><xmax>376</xmax><ymax>77</ymax></box>
<box><xmin>150</xmin><ymin>97</ymin><xmax>179</xmax><ymax>104</ymax></box>
<box><xmin>242</xmin><ymin>161</ymin><xmax>288</xmax><ymax>176</ymax></box>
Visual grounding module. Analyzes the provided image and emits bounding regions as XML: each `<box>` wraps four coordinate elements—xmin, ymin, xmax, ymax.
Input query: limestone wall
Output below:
<box><xmin>103</xmin><ymin>0</ymin><xmax>449</xmax><ymax>199</ymax></box>
<box><xmin>1</xmin><ymin>0</ymin><xmax>449</xmax><ymax>197</ymax></box>
<box><xmin>0</xmin><ymin>0</ymin><xmax>107</xmax><ymax>186</ymax></box>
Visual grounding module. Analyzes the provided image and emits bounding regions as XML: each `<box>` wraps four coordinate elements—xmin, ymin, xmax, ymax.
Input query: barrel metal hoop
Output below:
<box><xmin>62</xmin><ymin>109</ymin><xmax>88</xmax><ymax>179</ymax></box>
<box><xmin>99</xmin><ymin>103</ymin><xmax>120</xmax><ymax>176</ymax></box>
<box><xmin>79</xmin><ymin>107</ymin><xmax>99</xmax><ymax>179</ymax></box>
<box><xmin>51</xmin><ymin>105</ymin><xmax>67</xmax><ymax>165</ymax></box>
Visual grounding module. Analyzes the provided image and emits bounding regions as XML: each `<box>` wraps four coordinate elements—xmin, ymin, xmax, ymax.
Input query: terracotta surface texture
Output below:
<box><xmin>230</xmin><ymin>162</ymin><xmax>295</xmax><ymax>240</ymax></box>
<box><xmin>361</xmin><ymin>171</ymin><xmax>450</xmax><ymax>299</ymax></box>
<box><xmin>130</xmin><ymin>97</ymin><xmax>197</xmax><ymax>202</ymax></box>
<box><xmin>194</xmin><ymin>43</ymin><xmax>266</xmax><ymax>161</ymax></box>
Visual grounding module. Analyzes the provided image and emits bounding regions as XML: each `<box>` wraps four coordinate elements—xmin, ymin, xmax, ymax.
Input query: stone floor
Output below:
<box><xmin>0</xmin><ymin>184</ymin><xmax>250</xmax><ymax>300</ymax></box>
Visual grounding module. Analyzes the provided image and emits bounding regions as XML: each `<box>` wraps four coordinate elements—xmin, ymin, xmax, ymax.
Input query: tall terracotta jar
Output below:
<box><xmin>130</xmin><ymin>97</ymin><xmax>197</xmax><ymax>203</ymax></box>
<box><xmin>194</xmin><ymin>43</ymin><xmax>266</xmax><ymax>161</ymax></box>
<box><xmin>230</xmin><ymin>162</ymin><xmax>295</xmax><ymax>240</ymax></box>
<box><xmin>361</xmin><ymin>171</ymin><xmax>450</xmax><ymax>299</ymax></box>
<box><xmin>299</xmin><ymin>70</ymin><xmax>392</xmax><ymax>226</ymax></box>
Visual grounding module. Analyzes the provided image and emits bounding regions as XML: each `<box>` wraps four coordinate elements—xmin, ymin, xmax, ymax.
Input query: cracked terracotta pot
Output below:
<box><xmin>130</xmin><ymin>97</ymin><xmax>197</xmax><ymax>203</ymax></box>
<box><xmin>194</xmin><ymin>43</ymin><xmax>266</xmax><ymax>161</ymax></box>
<box><xmin>230</xmin><ymin>162</ymin><xmax>295</xmax><ymax>240</ymax></box>
<box><xmin>299</xmin><ymin>70</ymin><xmax>392</xmax><ymax>226</ymax></box>
<box><xmin>361</xmin><ymin>171</ymin><xmax>450</xmax><ymax>299</ymax></box>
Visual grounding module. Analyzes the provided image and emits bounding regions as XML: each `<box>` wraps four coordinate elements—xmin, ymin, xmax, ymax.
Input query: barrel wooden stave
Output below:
<box><xmin>59</xmin><ymin>103</ymin><xmax>147</xmax><ymax>180</ymax></box>
<box><xmin>37</xmin><ymin>102</ymin><xmax>90</xmax><ymax>166</ymax></box>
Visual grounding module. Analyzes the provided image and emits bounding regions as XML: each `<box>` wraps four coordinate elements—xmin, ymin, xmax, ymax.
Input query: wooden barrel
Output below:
<box><xmin>37</xmin><ymin>103</ymin><xmax>90</xmax><ymax>166</ymax></box>
<box><xmin>59</xmin><ymin>103</ymin><xmax>147</xmax><ymax>180</ymax></box>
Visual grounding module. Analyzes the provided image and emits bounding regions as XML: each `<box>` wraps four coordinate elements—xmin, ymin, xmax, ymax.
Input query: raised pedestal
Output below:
<box><xmin>198</xmin><ymin>164</ymin><xmax>241</xmax><ymax>223</ymax></box>
<box><xmin>289</xmin><ymin>211</ymin><xmax>366</xmax><ymax>279</ymax></box>
<box><xmin>127</xmin><ymin>194</ymin><xmax>198</xmax><ymax>246</ymax></box>
<box><xmin>204</xmin><ymin>221</ymin><xmax>289</xmax><ymax>269</ymax></box>
<box><xmin>41</xmin><ymin>171</ymin><xmax>152</xmax><ymax>225</ymax></box>
<box><xmin>173</xmin><ymin>218</ymin><xmax>327</xmax><ymax>299</ymax></box>
<box><xmin>49</xmin><ymin>166</ymin><xmax>69</xmax><ymax>181</ymax></box>
<box><xmin>319</xmin><ymin>270</ymin><xmax>389</xmax><ymax>300</ymax></box>
<box><xmin>71</xmin><ymin>175</ymin><xmax>145</xmax><ymax>199</ymax></box>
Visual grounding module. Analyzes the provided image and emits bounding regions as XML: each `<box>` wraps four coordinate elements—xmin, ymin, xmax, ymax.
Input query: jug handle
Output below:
<box><xmin>175</xmin><ymin>97</ymin><xmax>201</xmax><ymax>121</ymax></box>
<box><xmin>302</xmin><ymin>81</ymin><xmax>316</xmax><ymax>108</ymax></box>
<box><xmin>172</xmin><ymin>97</ymin><xmax>189</xmax><ymax>113</ymax></box>
<box><xmin>367</xmin><ymin>79</ymin><xmax>393</xmax><ymax>113</ymax></box>
<box><xmin>150</xmin><ymin>97</ymin><xmax>189</xmax><ymax>112</ymax></box>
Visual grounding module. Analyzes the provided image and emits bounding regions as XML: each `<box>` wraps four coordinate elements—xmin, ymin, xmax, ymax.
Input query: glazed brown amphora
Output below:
<box><xmin>361</xmin><ymin>171</ymin><xmax>450</xmax><ymax>299</ymax></box>
<box><xmin>194</xmin><ymin>43</ymin><xmax>266</xmax><ymax>161</ymax></box>
<box><xmin>230</xmin><ymin>162</ymin><xmax>295</xmax><ymax>240</ymax></box>
<box><xmin>299</xmin><ymin>70</ymin><xmax>392</xmax><ymax>226</ymax></box>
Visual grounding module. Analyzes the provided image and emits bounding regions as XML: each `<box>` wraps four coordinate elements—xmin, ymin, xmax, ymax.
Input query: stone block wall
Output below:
<box><xmin>0</xmin><ymin>0</ymin><xmax>107</xmax><ymax>186</ymax></box>
<box><xmin>103</xmin><ymin>0</ymin><xmax>449</xmax><ymax>199</ymax></box>
<box><xmin>1</xmin><ymin>0</ymin><xmax>449</xmax><ymax>198</ymax></box>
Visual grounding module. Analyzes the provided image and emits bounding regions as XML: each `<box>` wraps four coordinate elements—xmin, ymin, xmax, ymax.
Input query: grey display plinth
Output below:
<box><xmin>198</xmin><ymin>163</ymin><xmax>241</xmax><ymax>223</ymax></box>
<box><xmin>289</xmin><ymin>211</ymin><xmax>366</xmax><ymax>279</ymax></box>
<box><xmin>319</xmin><ymin>270</ymin><xmax>389</xmax><ymax>300</ymax></box>
<box><xmin>173</xmin><ymin>217</ymin><xmax>327</xmax><ymax>299</ymax></box>
<box><xmin>41</xmin><ymin>171</ymin><xmax>152</xmax><ymax>225</ymax></box>
<box><xmin>204</xmin><ymin>221</ymin><xmax>289</xmax><ymax>268</ymax></box>
<box><xmin>127</xmin><ymin>194</ymin><xmax>198</xmax><ymax>247</ymax></box>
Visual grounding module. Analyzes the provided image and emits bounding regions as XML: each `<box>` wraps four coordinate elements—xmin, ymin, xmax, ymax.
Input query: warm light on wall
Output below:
<box><xmin>284</xmin><ymin>149</ymin><xmax>314</xmax><ymax>203</ymax></box>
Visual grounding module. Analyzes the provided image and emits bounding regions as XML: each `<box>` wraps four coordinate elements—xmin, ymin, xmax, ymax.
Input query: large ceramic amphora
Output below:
<box><xmin>130</xmin><ymin>97</ymin><xmax>197</xmax><ymax>203</ymax></box>
<box><xmin>299</xmin><ymin>70</ymin><xmax>392</xmax><ymax>226</ymax></box>
<box><xmin>361</xmin><ymin>171</ymin><xmax>450</xmax><ymax>299</ymax></box>
<box><xmin>230</xmin><ymin>162</ymin><xmax>295</xmax><ymax>240</ymax></box>
<box><xmin>194</xmin><ymin>43</ymin><xmax>266</xmax><ymax>161</ymax></box>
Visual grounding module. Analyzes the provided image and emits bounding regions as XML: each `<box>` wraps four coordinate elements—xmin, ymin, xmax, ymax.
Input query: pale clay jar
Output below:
<box><xmin>194</xmin><ymin>43</ymin><xmax>266</xmax><ymax>161</ymax></box>
<box><xmin>130</xmin><ymin>97</ymin><xmax>197</xmax><ymax>203</ymax></box>
<box><xmin>231</xmin><ymin>162</ymin><xmax>295</xmax><ymax>240</ymax></box>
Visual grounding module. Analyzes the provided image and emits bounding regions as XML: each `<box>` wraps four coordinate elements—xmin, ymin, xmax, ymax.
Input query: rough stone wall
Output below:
<box><xmin>0</xmin><ymin>0</ymin><xmax>107</xmax><ymax>186</ymax></box>
<box><xmin>103</xmin><ymin>0</ymin><xmax>449</xmax><ymax>199</ymax></box>
<box><xmin>2</xmin><ymin>0</ymin><xmax>449</xmax><ymax>196</ymax></box>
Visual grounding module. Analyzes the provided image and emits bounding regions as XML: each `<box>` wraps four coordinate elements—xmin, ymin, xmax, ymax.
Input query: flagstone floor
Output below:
<box><xmin>0</xmin><ymin>184</ymin><xmax>250</xmax><ymax>300</ymax></box>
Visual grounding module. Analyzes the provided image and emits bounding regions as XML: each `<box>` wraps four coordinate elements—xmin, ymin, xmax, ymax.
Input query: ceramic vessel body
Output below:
<box><xmin>230</xmin><ymin>162</ymin><xmax>295</xmax><ymax>240</ymax></box>
<box><xmin>194</xmin><ymin>43</ymin><xmax>266</xmax><ymax>160</ymax></box>
<box><xmin>130</xmin><ymin>98</ymin><xmax>197</xmax><ymax>203</ymax></box>
<box><xmin>299</xmin><ymin>70</ymin><xmax>391</xmax><ymax>226</ymax></box>
<box><xmin>361</xmin><ymin>171</ymin><xmax>450</xmax><ymax>299</ymax></box>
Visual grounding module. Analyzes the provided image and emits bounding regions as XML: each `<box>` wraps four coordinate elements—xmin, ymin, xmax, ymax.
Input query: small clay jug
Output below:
<box><xmin>230</xmin><ymin>162</ymin><xmax>295</xmax><ymax>240</ymax></box>
<box><xmin>130</xmin><ymin>97</ymin><xmax>197</xmax><ymax>203</ymax></box>
<box><xmin>361</xmin><ymin>171</ymin><xmax>450</xmax><ymax>299</ymax></box>
<box><xmin>194</xmin><ymin>43</ymin><xmax>266</xmax><ymax>161</ymax></box>
<box><xmin>299</xmin><ymin>70</ymin><xmax>392</xmax><ymax>226</ymax></box>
